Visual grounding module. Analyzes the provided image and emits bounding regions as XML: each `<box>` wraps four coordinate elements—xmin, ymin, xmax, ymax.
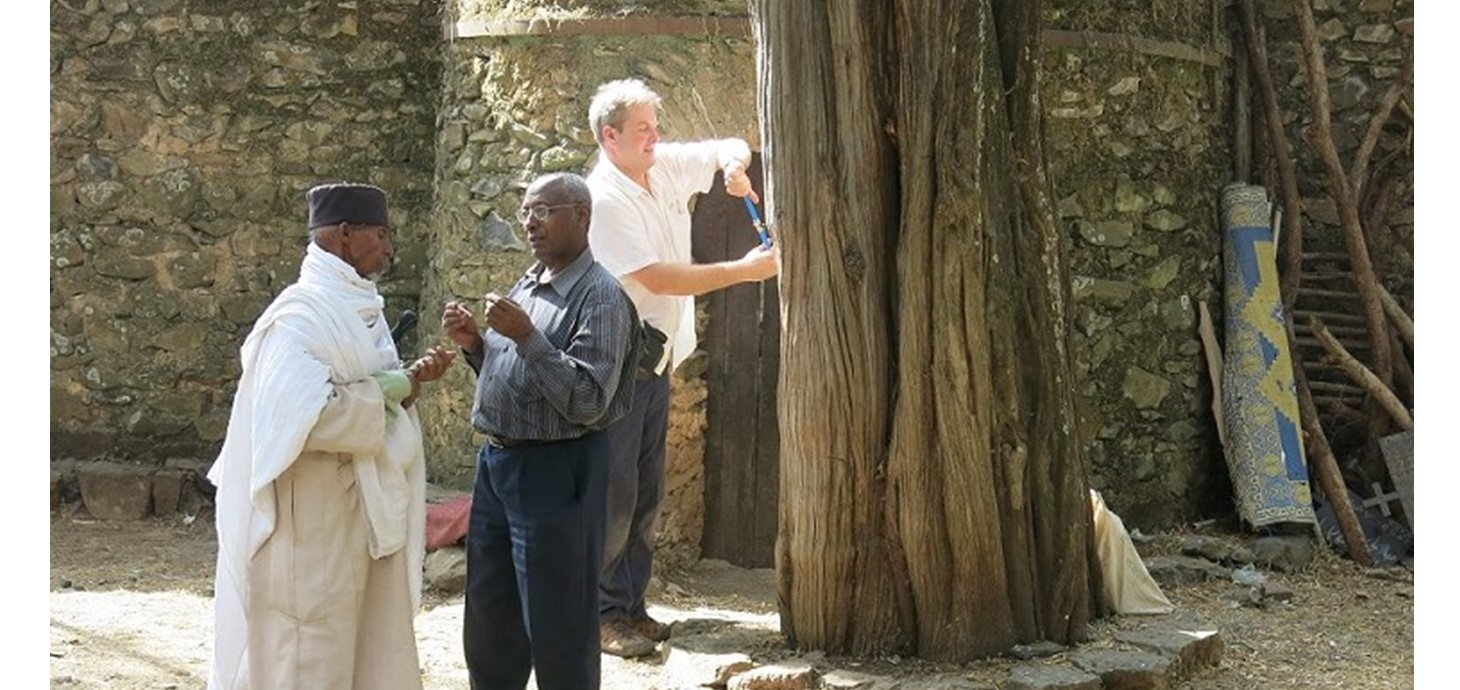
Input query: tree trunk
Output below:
<box><xmin>751</xmin><ymin>0</ymin><xmax>1098</xmax><ymax>662</ymax></box>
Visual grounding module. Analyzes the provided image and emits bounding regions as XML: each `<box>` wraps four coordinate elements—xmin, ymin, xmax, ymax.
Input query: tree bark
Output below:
<box><xmin>751</xmin><ymin>0</ymin><xmax>1097</xmax><ymax>662</ymax></box>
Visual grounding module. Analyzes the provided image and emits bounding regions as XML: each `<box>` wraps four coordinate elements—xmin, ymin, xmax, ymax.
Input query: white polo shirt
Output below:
<box><xmin>586</xmin><ymin>141</ymin><xmax>734</xmax><ymax>374</ymax></box>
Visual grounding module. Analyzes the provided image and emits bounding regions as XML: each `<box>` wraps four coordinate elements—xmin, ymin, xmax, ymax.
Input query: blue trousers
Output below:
<box><xmin>463</xmin><ymin>432</ymin><xmax>607</xmax><ymax>690</ymax></box>
<box><xmin>599</xmin><ymin>371</ymin><xmax>670</xmax><ymax>622</ymax></box>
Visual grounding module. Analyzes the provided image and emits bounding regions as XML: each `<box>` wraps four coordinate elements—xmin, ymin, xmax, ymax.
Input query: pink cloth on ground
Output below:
<box><xmin>425</xmin><ymin>495</ymin><xmax>471</xmax><ymax>551</ymax></box>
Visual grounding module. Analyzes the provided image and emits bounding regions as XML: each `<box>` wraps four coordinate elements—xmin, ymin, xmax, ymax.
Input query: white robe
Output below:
<box><xmin>208</xmin><ymin>244</ymin><xmax>426</xmax><ymax>690</ymax></box>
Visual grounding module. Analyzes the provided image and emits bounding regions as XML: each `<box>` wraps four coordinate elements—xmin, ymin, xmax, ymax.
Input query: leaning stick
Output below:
<box><xmin>1288</xmin><ymin>320</ymin><xmax>1373</xmax><ymax>566</ymax></box>
<box><xmin>1198</xmin><ymin>302</ymin><xmax>1226</xmax><ymax>448</ymax></box>
<box><xmin>1310</xmin><ymin>316</ymin><xmax>1412</xmax><ymax>430</ymax></box>
<box><xmin>1351</xmin><ymin>59</ymin><xmax>1412</xmax><ymax>201</ymax></box>
<box><xmin>1375</xmin><ymin>284</ymin><xmax>1413</xmax><ymax>348</ymax></box>
<box><xmin>1237</xmin><ymin>0</ymin><xmax>1304</xmax><ymax>309</ymax></box>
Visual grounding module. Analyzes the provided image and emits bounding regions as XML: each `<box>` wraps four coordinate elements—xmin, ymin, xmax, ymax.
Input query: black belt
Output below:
<box><xmin>484</xmin><ymin>433</ymin><xmax>576</xmax><ymax>449</ymax></box>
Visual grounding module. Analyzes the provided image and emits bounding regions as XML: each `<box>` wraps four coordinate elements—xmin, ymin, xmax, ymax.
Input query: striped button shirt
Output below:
<box><xmin>466</xmin><ymin>248</ymin><xmax>636</xmax><ymax>441</ymax></box>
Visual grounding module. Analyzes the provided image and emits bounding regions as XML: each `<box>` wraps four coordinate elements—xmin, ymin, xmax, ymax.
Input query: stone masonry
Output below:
<box><xmin>50</xmin><ymin>0</ymin><xmax>1413</xmax><ymax>557</ymax></box>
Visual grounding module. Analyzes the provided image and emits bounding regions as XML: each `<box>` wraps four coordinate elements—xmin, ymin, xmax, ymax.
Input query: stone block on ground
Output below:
<box><xmin>1113</xmin><ymin>628</ymin><xmax>1224</xmax><ymax>678</ymax></box>
<box><xmin>1143</xmin><ymin>555</ymin><xmax>1231</xmax><ymax>587</ymax></box>
<box><xmin>820</xmin><ymin>669</ymin><xmax>899</xmax><ymax>689</ymax></box>
<box><xmin>1262</xmin><ymin>580</ymin><xmax>1295</xmax><ymax>602</ymax></box>
<box><xmin>1069</xmin><ymin>649</ymin><xmax>1174</xmax><ymax>690</ymax></box>
<box><xmin>1006</xmin><ymin>663</ymin><xmax>1103</xmax><ymax>690</ymax></box>
<box><xmin>78</xmin><ymin>462</ymin><xmax>153</xmax><ymax>520</ymax></box>
<box><xmin>423</xmin><ymin>547</ymin><xmax>466</xmax><ymax>593</ymax></box>
<box><xmin>1010</xmin><ymin>640</ymin><xmax>1070</xmax><ymax>660</ymax></box>
<box><xmin>1250</xmin><ymin>535</ymin><xmax>1316</xmax><ymax>572</ymax></box>
<box><xmin>661</xmin><ymin>642</ymin><xmax>753</xmax><ymax>689</ymax></box>
<box><xmin>662</xmin><ymin>617</ymin><xmax>782</xmax><ymax>688</ymax></box>
<box><xmin>1219</xmin><ymin>587</ymin><xmax>1263</xmax><ymax>608</ymax></box>
<box><xmin>151</xmin><ymin>468</ymin><xmax>187</xmax><ymax>515</ymax></box>
<box><xmin>726</xmin><ymin>663</ymin><xmax>818</xmax><ymax>690</ymax></box>
<box><xmin>897</xmin><ymin>676</ymin><xmax>996</xmax><ymax>689</ymax></box>
<box><xmin>1180</xmin><ymin>536</ymin><xmax>1254</xmax><ymax>565</ymax></box>
<box><xmin>668</xmin><ymin>618</ymin><xmax>777</xmax><ymax>655</ymax></box>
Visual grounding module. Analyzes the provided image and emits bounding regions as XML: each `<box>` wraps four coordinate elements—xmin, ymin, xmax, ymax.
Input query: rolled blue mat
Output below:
<box><xmin>1220</xmin><ymin>184</ymin><xmax>1316</xmax><ymax>528</ymax></box>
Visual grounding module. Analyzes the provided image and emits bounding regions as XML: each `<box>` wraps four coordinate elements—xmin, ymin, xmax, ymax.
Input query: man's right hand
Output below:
<box><xmin>737</xmin><ymin>245</ymin><xmax>779</xmax><ymax>282</ymax></box>
<box><xmin>441</xmin><ymin>301</ymin><xmax>483</xmax><ymax>354</ymax></box>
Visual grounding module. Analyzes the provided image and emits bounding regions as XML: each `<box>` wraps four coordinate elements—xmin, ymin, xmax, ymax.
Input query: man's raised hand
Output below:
<box><xmin>441</xmin><ymin>300</ymin><xmax>483</xmax><ymax>353</ymax></box>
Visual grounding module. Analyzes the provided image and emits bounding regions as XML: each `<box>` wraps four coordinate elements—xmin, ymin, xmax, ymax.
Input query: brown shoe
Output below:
<box><xmin>629</xmin><ymin>614</ymin><xmax>672</xmax><ymax>642</ymax></box>
<box><xmin>600</xmin><ymin>620</ymin><xmax>656</xmax><ymax>658</ymax></box>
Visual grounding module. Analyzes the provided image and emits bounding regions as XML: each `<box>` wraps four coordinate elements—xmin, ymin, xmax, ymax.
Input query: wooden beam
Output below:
<box><xmin>446</xmin><ymin>17</ymin><xmax>1233</xmax><ymax>70</ymax></box>
<box><xmin>447</xmin><ymin>16</ymin><xmax>753</xmax><ymax>39</ymax></box>
<box><xmin>1042</xmin><ymin>29</ymin><xmax>1231</xmax><ymax>68</ymax></box>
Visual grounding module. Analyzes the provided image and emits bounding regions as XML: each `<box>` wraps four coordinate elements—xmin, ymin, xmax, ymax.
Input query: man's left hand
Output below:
<box><xmin>484</xmin><ymin>293</ymin><xmax>534</xmax><ymax>342</ymax></box>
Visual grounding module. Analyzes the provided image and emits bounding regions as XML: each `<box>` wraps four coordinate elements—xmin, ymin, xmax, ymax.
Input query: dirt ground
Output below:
<box><xmin>49</xmin><ymin>505</ymin><xmax>1414</xmax><ymax>689</ymax></box>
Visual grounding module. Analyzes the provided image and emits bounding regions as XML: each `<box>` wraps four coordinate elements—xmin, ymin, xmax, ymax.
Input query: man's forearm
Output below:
<box><xmin>630</xmin><ymin>260</ymin><xmax>757</xmax><ymax>297</ymax></box>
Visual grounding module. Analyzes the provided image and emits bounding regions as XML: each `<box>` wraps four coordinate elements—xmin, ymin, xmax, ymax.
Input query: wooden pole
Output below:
<box><xmin>1350</xmin><ymin>59</ymin><xmax>1412</xmax><ymax>201</ymax></box>
<box><xmin>1236</xmin><ymin>0</ymin><xmax>1304</xmax><ymax>311</ymax></box>
<box><xmin>1233</xmin><ymin>26</ymin><xmax>1251</xmax><ymax>183</ymax></box>
<box><xmin>1289</xmin><ymin>0</ymin><xmax>1395</xmax><ymax>391</ymax></box>
<box><xmin>1198</xmin><ymin>302</ymin><xmax>1227</xmax><ymax>448</ymax></box>
<box><xmin>1288</xmin><ymin>321</ymin><xmax>1374</xmax><ymax>567</ymax></box>
<box><xmin>1310</xmin><ymin>317</ymin><xmax>1412</xmax><ymax>430</ymax></box>
<box><xmin>1376</xmin><ymin>283</ymin><xmax>1413</xmax><ymax>348</ymax></box>
<box><xmin>1388</xmin><ymin>329</ymin><xmax>1414</xmax><ymax>407</ymax></box>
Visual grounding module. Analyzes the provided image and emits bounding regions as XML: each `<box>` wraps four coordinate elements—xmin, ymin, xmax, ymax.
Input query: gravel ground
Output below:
<box><xmin>49</xmin><ymin>507</ymin><xmax>1416</xmax><ymax>689</ymax></box>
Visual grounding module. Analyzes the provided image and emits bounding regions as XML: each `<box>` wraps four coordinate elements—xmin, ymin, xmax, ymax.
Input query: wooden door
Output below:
<box><xmin>690</xmin><ymin>153</ymin><xmax>780</xmax><ymax>568</ymax></box>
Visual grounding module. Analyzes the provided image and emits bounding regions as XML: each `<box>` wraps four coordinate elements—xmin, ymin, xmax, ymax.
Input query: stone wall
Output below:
<box><xmin>415</xmin><ymin>0</ymin><xmax>758</xmax><ymax>566</ymax></box>
<box><xmin>50</xmin><ymin>0</ymin><xmax>442</xmax><ymax>463</ymax></box>
<box><xmin>49</xmin><ymin>0</ymin><xmax>1414</xmax><ymax>544</ymax></box>
<box><xmin>1043</xmin><ymin>0</ymin><xmax>1232</xmax><ymax>525</ymax></box>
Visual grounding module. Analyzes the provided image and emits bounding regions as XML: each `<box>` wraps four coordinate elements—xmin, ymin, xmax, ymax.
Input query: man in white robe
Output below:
<box><xmin>207</xmin><ymin>183</ymin><xmax>456</xmax><ymax>690</ymax></box>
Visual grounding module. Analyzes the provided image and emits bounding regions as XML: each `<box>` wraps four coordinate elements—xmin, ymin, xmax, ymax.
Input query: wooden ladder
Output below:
<box><xmin>1288</xmin><ymin>251</ymin><xmax>1373</xmax><ymax>430</ymax></box>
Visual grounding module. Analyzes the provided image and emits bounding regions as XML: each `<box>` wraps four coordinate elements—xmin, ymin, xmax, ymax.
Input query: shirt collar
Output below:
<box><xmin>593</xmin><ymin>155</ymin><xmax>653</xmax><ymax>200</ymax></box>
<box><xmin>523</xmin><ymin>247</ymin><xmax>596</xmax><ymax>296</ymax></box>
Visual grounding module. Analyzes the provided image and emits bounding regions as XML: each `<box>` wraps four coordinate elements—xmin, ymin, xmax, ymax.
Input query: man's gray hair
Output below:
<box><xmin>588</xmin><ymin>78</ymin><xmax>662</xmax><ymax>144</ymax></box>
<box><xmin>530</xmin><ymin>172</ymin><xmax>592</xmax><ymax>206</ymax></box>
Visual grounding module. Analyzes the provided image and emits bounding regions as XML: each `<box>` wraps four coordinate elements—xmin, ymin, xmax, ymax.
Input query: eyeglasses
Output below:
<box><xmin>516</xmin><ymin>204</ymin><xmax>580</xmax><ymax>224</ymax></box>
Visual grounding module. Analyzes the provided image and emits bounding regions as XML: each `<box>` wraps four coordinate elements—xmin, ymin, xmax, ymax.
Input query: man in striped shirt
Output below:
<box><xmin>441</xmin><ymin>172</ymin><xmax>636</xmax><ymax>690</ymax></box>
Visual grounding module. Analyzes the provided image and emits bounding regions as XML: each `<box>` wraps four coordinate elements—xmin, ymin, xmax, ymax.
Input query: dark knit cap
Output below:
<box><xmin>306</xmin><ymin>183</ymin><xmax>389</xmax><ymax>229</ymax></box>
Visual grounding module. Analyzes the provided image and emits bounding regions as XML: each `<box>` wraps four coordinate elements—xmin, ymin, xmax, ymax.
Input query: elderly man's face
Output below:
<box><xmin>519</xmin><ymin>182</ymin><xmax>588</xmax><ymax>270</ymax></box>
<box><xmin>342</xmin><ymin>224</ymin><xmax>394</xmax><ymax>280</ymax></box>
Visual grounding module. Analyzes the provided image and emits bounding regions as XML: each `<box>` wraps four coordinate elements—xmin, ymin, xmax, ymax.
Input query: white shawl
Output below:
<box><xmin>207</xmin><ymin>243</ymin><xmax>426</xmax><ymax>690</ymax></box>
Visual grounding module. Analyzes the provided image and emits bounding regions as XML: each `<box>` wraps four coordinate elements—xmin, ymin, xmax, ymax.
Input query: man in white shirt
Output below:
<box><xmin>585</xmin><ymin>78</ymin><xmax>778</xmax><ymax>657</ymax></box>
